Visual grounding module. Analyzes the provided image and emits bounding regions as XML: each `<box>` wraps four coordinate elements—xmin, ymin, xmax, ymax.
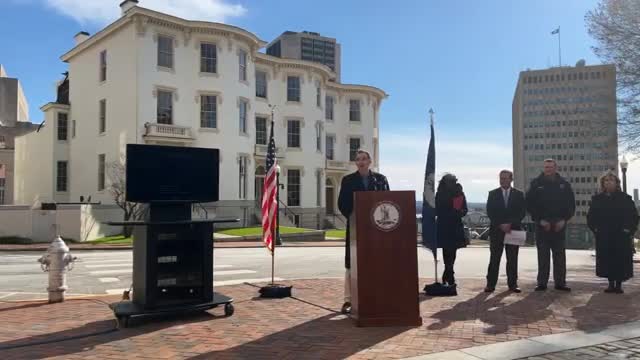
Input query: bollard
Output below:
<box><xmin>37</xmin><ymin>235</ymin><xmax>76</xmax><ymax>303</ymax></box>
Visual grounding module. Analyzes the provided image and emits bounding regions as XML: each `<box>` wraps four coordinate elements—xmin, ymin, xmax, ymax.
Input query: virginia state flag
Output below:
<box><xmin>421</xmin><ymin>113</ymin><xmax>437</xmax><ymax>257</ymax></box>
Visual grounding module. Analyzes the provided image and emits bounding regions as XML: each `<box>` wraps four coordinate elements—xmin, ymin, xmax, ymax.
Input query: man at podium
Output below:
<box><xmin>338</xmin><ymin>149</ymin><xmax>390</xmax><ymax>314</ymax></box>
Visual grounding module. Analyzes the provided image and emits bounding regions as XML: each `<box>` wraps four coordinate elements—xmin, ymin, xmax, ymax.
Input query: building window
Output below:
<box><xmin>349</xmin><ymin>138</ymin><xmax>361</xmax><ymax>161</ymax></box>
<box><xmin>98</xmin><ymin>154</ymin><xmax>106</xmax><ymax>191</ymax></box>
<box><xmin>325</xmin><ymin>96</ymin><xmax>334</xmax><ymax>120</ymax></box>
<box><xmin>99</xmin><ymin>50</ymin><xmax>107</xmax><ymax>82</ymax></box>
<box><xmin>326</xmin><ymin>135</ymin><xmax>335</xmax><ymax>160</ymax></box>
<box><xmin>0</xmin><ymin>166</ymin><xmax>5</xmax><ymax>205</ymax></box>
<box><xmin>157</xmin><ymin>90</ymin><xmax>173</xmax><ymax>124</ymax></box>
<box><xmin>99</xmin><ymin>99</ymin><xmax>106</xmax><ymax>134</ymax></box>
<box><xmin>239</xmin><ymin>50</ymin><xmax>247</xmax><ymax>81</ymax></box>
<box><xmin>239</xmin><ymin>99</ymin><xmax>248</xmax><ymax>134</ymax></box>
<box><xmin>287</xmin><ymin>119</ymin><xmax>301</xmax><ymax>148</ymax></box>
<box><xmin>57</xmin><ymin>112</ymin><xmax>68</xmax><ymax>141</ymax></box>
<box><xmin>316</xmin><ymin>81</ymin><xmax>321</xmax><ymax>107</ymax></box>
<box><xmin>287</xmin><ymin>76</ymin><xmax>300</xmax><ymax>102</ymax></box>
<box><xmin>316</xmin><ymin>170</ymin><xmax>321</xmax><ymax>207</ymax></box>
<box><xmin>256</xmin><ymin>116</ymin><xmax>267</xmax><ymax>145</ymax></box>
<box><xmin>200</xmin><ymin>43</ymin><xmax>217</xmax><ymax>73</ymax></box>
<box><xmin>287</xmin><ymin>169</ymin><xmax>301</xmax><ymax>206</ymax></box>
<box><xmin>200</xmin><ymin>95</ymin><xmax>217</xmax><ymax>128</ymax></box>
<box><xmin>256</xmin><ymin>71</ymin><xmax>267</xmax><ymax>98</ymax></box>
<box><xmin>238</xmin><ymin>155</ymin><xmax>248</xmax><ymax>200</ymax></box>
<box><xmin>349</xmin><ymin>100</ymin><xmax>361</xmax><ymax>122</ymax></box>
<box><xmin>157</xmin><ymin>35</ymin><xmax>174</xmax><ymax>68</ymax></box>
<box><xmin>56</xmin><ymin>161</ymin><xmax>68</xmax><ymax>192</ymax></box>
<box><xmin>316</xmin><ymin>122</ymin><xmax>322</xmax><ymax>152</ymax></box>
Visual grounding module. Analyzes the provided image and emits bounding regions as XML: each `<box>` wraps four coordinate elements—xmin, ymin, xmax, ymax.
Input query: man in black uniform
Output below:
<box><xmin>526</xmin><ymin>159</ymin><xmax>575</xmax><ymax>292</ymax></box>
<box><xmin>338</xmin><ymin>149</ymin><xmax>389</xmax><ymax>314</ymax></box>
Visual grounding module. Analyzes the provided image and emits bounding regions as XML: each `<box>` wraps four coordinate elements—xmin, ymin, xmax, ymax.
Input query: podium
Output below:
<box><xmin>350</xmin><ymin>190</ymin><xmax>422</xmax><ymax>327</ymax></box>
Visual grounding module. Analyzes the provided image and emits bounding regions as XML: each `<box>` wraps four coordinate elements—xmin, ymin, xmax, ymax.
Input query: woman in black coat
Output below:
<box><xmin>587</xmin><ymin>170</ymin><xmax>639</xmax><ymax>294</ymax></box>
<box><xmin>436</xmin><ymin>174</ymin><xmax>468</xmax><ymax>286</ymax></box>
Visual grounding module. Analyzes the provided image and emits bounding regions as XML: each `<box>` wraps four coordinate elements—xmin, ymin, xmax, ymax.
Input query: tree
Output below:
<box><xmin>107</xmin><ymin>161</ymin><xmax>145</xmax><ymax>237</ymax></box>
<box><xmin>586</xmin><ymin>0</ymin><xmax>640</xmax><ymax>152</ymax></box>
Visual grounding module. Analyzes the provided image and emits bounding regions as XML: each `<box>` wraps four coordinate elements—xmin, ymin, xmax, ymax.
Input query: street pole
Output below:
<box><xmin>621</xmin><ymin>156</ymin><xmax>629</xmax><ymax>194</ymax></box>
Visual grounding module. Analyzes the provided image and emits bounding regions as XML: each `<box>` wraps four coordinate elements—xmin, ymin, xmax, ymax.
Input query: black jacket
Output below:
<box><xmin>525</xmin><ymin>173</ymin><xmax>575</xmax><ymax>223</ymax></box>
<box><xmin>587</xmin><ymin>192</ymin><xmax>639</xmax><ymax>280</ymax></box>
<box><xmin>486</xmin><ymin>187</ymin><xmax>526</xmax><ymax>230</ymax></box>
<box><xmin>436</xmin><ymin>184</ymin><xmax>468</xmax><ymax>249</ymax></box>
<box><xmin>338</xmin><ymin>170</ymin><xmax>390</xmax><ymax>269</ymax></box>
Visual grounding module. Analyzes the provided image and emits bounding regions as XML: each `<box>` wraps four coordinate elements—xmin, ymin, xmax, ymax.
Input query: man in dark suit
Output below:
<box><xmin>338</xmin><ymin>149</ymin><xmax>389</xmax><ymax>314</ymax></box>
<box><xmin>485</xmin><ymin>170</ymin><xmax>526</xmax><ymax>293</ymax></box>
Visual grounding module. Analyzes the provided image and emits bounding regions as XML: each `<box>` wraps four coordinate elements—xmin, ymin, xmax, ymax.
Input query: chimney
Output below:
<box><xmin>120</xmin><ymin>0</ymin><xmax>139</xmax><ymax>15</ymax></box>
<box><xmin>74</xmin><ymin>31</ymin><xmax>90</xmax><ymax>45</ymax></box>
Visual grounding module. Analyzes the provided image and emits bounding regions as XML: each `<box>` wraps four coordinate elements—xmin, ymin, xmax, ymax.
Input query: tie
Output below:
<box><xmin>504</xmin><ymin>189</ymin><xmax>509</xmax><ymax>208</ymax></box>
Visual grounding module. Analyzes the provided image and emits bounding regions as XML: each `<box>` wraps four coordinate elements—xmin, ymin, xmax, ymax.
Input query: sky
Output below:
<box><xmin>2</xmin><ymin>0</ymin><xmax>635</xmax><ymax>202</ymax></box>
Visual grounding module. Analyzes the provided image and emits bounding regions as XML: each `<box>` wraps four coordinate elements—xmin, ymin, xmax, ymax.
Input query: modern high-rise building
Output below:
<box><xmin>267</xmin><ymin>31</ymin><xmax>341</xmax><ymax>81</ymax></box>
<box><xmin>513</xmin><ymin>61</ymin><xmax>618</xmax><ymax>231</ymax></box>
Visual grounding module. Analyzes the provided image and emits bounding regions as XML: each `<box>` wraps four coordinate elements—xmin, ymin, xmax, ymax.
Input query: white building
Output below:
<box><xmin>14</xmin><ymin>1</ymin><xmax>386</xmax><ymax>230</ymax></box>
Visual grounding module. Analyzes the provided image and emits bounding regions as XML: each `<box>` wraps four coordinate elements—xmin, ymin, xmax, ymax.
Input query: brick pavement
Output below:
<box><xmin>521</xmin><ymin>337</ymin><xmax>640</xmax><ymax>359</ymax></box>
<box><xmin>1</xmin><ymin>274</ymin><xmax>640</xmax><ymax>360</ymax></box>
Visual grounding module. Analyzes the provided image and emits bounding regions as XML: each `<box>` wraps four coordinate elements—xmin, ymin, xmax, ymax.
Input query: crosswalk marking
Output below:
<box><xmin>213</xmin><ymin>270</ymin><xmax>256</xmax><ymax>276</ymax></box>
<box><xmin>90</xmin><ymin>269</ymin><xmax>130</xmax><ymax>275</ymax></box>
<box><xmin>85</xmin><ymin>263</ymin><xmax>131</xmax><ymax>268</ymax></box>
<box><xmin>98</xmin><ymin>277</ymin><xmax>120</xmax><ymax>283</ymax></box>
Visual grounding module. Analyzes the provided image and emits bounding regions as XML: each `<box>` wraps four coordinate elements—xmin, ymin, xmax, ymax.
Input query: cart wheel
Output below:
<box><xmin>224</xmin><ymin>303</ymin><xmax>234</xmax><ymax>317</ymax></box>
<box><xmin>117</xmin><ymin>316</ymin><xmax>129</xmax><ymax>328</ymax></box>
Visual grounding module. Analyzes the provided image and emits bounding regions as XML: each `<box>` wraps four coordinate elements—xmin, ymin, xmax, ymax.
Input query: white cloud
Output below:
<box><xmin>43</xmin><ymin>0</ymin><xmax>247</xmax><ymax>25</ymax></box>
<box><xmin>379</xmin><ymin>132</ymin><xmax>512</xmax><ymax>202</ymax></box>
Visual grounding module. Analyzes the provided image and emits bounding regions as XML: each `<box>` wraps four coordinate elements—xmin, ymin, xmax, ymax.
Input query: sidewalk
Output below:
<box><xmin>2</xmin><ymin>269</ymin><xmax>640</xmax><ymax>359</ymax></box>
<box><xmin>0</xmin><ymin>240</ymin><xmax>345</xmax><ymax>252</ymax></box>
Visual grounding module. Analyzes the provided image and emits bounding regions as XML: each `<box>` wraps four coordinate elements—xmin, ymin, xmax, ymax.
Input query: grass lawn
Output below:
<box><xmin>325</xmin><ymin>229</ymin><xmax>346</xmax><ymax>239</ymax></box>
<box><xmin>88</xmin><ymin>235</ymin><xmax>132</xmax><ymax>245</ymax></box>
<box><xmin>216</xmin><ymin>226</ymin><xmax>312</xmax><ymax>237</ymax></box>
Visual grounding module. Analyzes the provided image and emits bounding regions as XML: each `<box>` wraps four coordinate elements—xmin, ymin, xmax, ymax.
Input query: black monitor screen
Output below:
<box><xmin>125</xmin><ymin>144</ymin><xmax>219</xmax><ymax>203</ymax></box>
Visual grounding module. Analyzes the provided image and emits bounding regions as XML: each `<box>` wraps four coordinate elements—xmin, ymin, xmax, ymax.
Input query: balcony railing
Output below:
<box><xmin>143</xmin><ymin>123</ymin><xmax>195</xmax><ymax>142</ymax></box>
<box><xmin>254</xmin><ymin>144</ymin><xmax>284</xmax><ymax>158</ymax></box>
<box><xmin>326</xmin><ymin>159</ymin><xmax>350</xmax><ymax>170</ymax></box>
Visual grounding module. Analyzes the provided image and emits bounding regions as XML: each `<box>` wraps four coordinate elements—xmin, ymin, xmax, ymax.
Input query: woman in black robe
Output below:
<box><xmin>436</xmin><ymin>174</ymin><xmax>468</xmax><ymax>287</ymax></box>
<box><xmin>587</xmin><ymin>170</ymin><xmax>639</xmax><ymax>294</ymax></box>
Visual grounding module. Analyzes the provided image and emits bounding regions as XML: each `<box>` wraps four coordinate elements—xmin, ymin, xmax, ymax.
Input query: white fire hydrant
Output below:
<box><xmin>37</xmin><ymin>235</ymin><xmax>76</xmax><ymax>303</ymax></box>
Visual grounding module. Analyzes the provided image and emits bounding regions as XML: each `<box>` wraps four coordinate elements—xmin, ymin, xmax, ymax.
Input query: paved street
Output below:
<box><xmin>0</xmin><ymin>246</ymin><xmax>605</xmax><ymax>301</ymax></box>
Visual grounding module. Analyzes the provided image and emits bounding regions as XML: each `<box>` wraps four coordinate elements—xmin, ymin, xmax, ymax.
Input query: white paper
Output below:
<box><xmin>504</xmin><ymin>230</ymin><xmax>526</xmax><ymax>246</ymax></box>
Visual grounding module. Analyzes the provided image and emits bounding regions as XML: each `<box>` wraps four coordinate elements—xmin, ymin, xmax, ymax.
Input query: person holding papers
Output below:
<box><xmin>485</xmin><ymin>170</ymin><xmax>526</xmax><ymax>293</ymax></box>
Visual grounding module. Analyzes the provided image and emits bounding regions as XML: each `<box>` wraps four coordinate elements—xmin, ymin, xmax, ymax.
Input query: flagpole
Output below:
<box><xmin>428</xmin><ymin>108</ymin><xmax>437</xmax><ymax>282</ymax></box>
<box><xmin>558</xmin><ymin>26</ymin><xmax>562</xmax><ymax>67</ymax></box>
<box><xmin>271</xmin><ymin>104</ymin><xmax>278</xmax><ymax>286</ymax></box>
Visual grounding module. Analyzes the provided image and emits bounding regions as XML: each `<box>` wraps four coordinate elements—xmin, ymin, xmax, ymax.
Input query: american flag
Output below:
<box><xmin>261</xmin><ymin>120</ymin><xmax>278</xmax><ymax>253</ymax></box>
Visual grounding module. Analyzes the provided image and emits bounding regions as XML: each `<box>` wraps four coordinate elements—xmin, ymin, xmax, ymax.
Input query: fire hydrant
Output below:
<box><xmin>37</xmin><ymin>235</ymin><xmax>76</xmax><ymax>303</ymax></box>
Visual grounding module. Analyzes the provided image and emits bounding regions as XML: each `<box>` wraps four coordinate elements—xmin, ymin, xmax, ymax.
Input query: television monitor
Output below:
<box><xmin>125</xmin><ymin>144</ymin><xmax>219</xmax><ymax>203</ymax></box>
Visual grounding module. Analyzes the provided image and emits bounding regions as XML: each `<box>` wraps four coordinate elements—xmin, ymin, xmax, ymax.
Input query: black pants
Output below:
<box><xmin>536</xmin><ymin>228</ymin><xmax>566</xmax><ymax>287</ymax></box>
<box><xmin>486</xmin><ymin>234</ymin><xmax>519</xmax><ymax>288</ymax></box>
<box><xmin>442</xmin><ymin>248</ymin><xmax>457</xmax><ymax>285</ymax></box>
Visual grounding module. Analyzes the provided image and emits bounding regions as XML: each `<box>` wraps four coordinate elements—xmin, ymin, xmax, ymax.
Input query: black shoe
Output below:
<box><xmin>604</xmin><ymin>286</ymin><xmax>616</xmax><ymax>293</ymax></box>
<box><xmin>341</xmin><ymin>302</ymin><xmax>351</xmax><ymax>314</ymax></box>
<box><xmin>484</xmin><ymin>287</ymin><xmax>495</xmax><ymax>293</ymax></box>
<box><xmin>555</xmin><ymin>285</ymin><xmax>571</xmax><ymax>292</ymax></box>
<box><xmin>509</xmin><ymin>287</ymin><xmax>522</xmax><ymax>293</ymax></box>
<box><xmin>535</xmin><ymin>285</ymin><xmax>547</xmax><ymax>291</ymax></box>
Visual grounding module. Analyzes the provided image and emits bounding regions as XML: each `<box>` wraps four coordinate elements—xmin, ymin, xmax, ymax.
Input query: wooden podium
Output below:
<box><xmin>350</xmin><ymin>190</ymin><xmax>422</xmax><ymax>327</ymax></box>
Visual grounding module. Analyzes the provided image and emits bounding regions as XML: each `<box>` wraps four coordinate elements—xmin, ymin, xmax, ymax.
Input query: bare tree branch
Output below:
<box><xmin>106</xmin><ymin>161</ymin><xmax>145</xmax><ymax>237</ymax></box>
<box><xmin>586</xmin><ymin>0</ymin><xmax>640</xmax><ymax>153</ymax></box>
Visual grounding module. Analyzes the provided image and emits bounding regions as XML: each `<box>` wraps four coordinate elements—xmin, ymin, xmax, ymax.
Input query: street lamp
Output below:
<box><xmin>275</xmin><ymin>165</ymin><xmax>283</xmax><ymax>246</ymax></box>
<box><xmin>621</xmin><ymin>156</ymin><xmax>629</xmax><ymax>194</ymax></box>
